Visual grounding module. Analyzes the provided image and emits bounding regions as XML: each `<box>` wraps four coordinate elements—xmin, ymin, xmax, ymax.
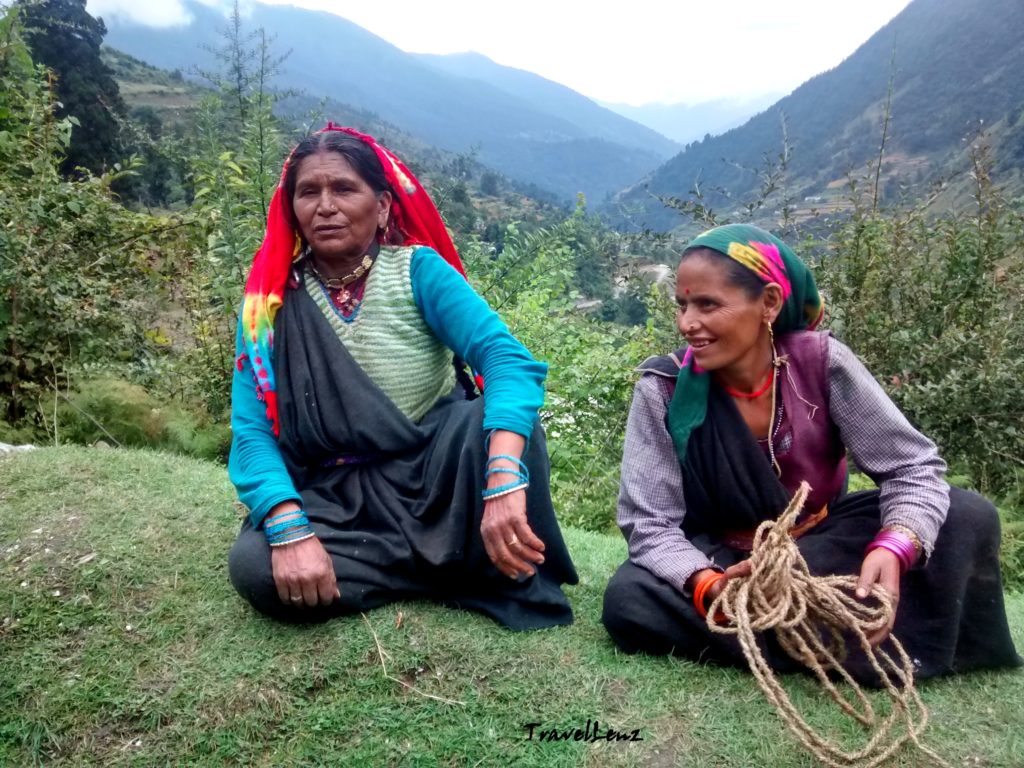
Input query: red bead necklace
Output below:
<box><xmin>723</xmin><ymin>367</ymin><xmax>775</xmax><ymax>399</ymax></box>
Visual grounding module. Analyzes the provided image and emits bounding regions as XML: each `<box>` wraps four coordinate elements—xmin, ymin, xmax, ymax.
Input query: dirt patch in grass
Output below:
<box><xmin>603</xmin><ymin>677</ymin><xmax>631</xmax><ymax>709</ymax></box>
<box><xmin>642</xmin><ymin>714</ymin><xmax>698</xmax><ymax>768</ymax></box>
<box><xmin>473</xmin><ymin>672</ymin><xmax>491</xmax><ymax>697</ymax></box>
<box><xmin>197</xmin><ymin>681</ymin><xmax>291</xmax><ymax>727</ymax></box>
<box><xmin>0</xmin><ymin>513</ymin><xmax>95</xmax><ymax>633</ymax></box>
<box><xmin>3</xmin><ymin>510</ymin><xmax>87</xmax><ymax>568</ymax></box>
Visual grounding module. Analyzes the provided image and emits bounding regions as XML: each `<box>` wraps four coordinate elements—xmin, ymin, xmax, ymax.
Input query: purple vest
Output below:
<box><xmin>770</xmin><ymin>331</ymin><xmax>847</xmax><ymax>515</ymax></box>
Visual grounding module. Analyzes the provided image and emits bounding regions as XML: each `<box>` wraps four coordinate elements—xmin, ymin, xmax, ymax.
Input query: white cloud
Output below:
<box><xmin>86</xmin><ymin>0</ymin><xmax>244</xmax><ymax>28</ymax></box>
<box><xmin>255</xmin><ymin>0</ymin><xmax>914</xmax><ymax>105</ymax></box>
<box><xmin>87</xmin><ymin>0</ymin><xmax>914</xmax><ymax>104</ymax></box>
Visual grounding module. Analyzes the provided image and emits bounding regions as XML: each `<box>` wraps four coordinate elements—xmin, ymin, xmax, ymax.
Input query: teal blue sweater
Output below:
<box><xmin>228</xmin><ymin>246</ymin><xmax>547</xmax><ymax>526</ymax></box>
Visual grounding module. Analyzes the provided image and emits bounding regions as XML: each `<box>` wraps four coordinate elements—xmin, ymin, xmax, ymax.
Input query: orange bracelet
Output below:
<box><xmin>692</xmin><ymin>571</ymin><xmax>726</xmax><ymax>619</ymax></box>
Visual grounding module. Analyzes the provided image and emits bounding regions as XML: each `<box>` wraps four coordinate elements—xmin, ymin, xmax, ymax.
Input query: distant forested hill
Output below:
<box><xmin>609</xmin><ymin>0</ymin><xmax>1024</xmax><ymax>230</ymax></box>
<box><xmin>100</xmin><ymin>0</ymin><xmax>677</xmax><ymax>203</ymax></box>
<box><xmin>101</xmin><ymin>46</ymin><xmax>569</xmax><ymax>236</ymax></box>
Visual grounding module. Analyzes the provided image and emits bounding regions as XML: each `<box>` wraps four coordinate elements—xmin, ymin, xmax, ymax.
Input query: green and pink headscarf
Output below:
<box><xmin>236</xmin><ymin>124</ymin><xmax>467</xmax><ymax>435</ymax></box>
<box><xmin>667</xmin><ymin>224</ymin><xmax>824</xmax><ymax>462</ymax></box>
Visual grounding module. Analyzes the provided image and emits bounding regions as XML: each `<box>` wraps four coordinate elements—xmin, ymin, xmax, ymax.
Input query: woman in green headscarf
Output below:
<box><xmin>601</xmin><ymin>224</ymin><xmax>1019</xmax><ymax>684</ymax></box>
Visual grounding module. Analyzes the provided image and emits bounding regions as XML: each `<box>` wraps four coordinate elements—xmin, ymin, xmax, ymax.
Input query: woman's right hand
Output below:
<box><xmin>270</xmin><ymin>534</ymin><xmax>341</xmax><ymax>608</ymax></box>
<box><xmin>687</xmin><ymin>560</ymin><xmax>752</xmax><ymax>607</ymax></box>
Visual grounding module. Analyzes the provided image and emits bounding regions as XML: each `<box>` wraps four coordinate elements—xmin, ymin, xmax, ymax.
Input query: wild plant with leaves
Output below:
<box><xmin>173</xmin><ymin>6</ymin><xmax>288</xmax><ymax>418</ymax></box>
<box><xmin>820</xmin><ymin>139</ymin><xmax>1024</xmax><ymax>496</ymax></box>
<box><xmin>0</xmin><ymin>14</ymin><xmax>160</xmax><ymax>429</ymax></box>
<box><xmin>461</xmin><ymin>206</ymin><xmax>677</xmax><ymax>532</ymax></box>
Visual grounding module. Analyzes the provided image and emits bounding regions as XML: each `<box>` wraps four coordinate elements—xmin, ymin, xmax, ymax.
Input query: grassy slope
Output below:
<box><xmin>1</xmin><ymin>447</ymin><xmax>1021</xmax><ymax>767</ymax></box>
<box><xmin>102</xmin><ymin>47</ymin><xmax>207</xmax><ymax>128</ymax></box>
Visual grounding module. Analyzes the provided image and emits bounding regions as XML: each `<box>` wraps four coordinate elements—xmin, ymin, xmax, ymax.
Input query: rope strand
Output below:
<box><xmin>707</xmin><ymin>481</ymin><xmax>950</xmax><ymax>768</ymax></box>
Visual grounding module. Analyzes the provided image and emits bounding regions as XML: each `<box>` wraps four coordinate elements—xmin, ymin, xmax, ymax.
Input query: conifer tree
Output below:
<box><xmin>16</xmin><ymin>0</ymin><xmax>126</xmax><ymax>174</ymax></box>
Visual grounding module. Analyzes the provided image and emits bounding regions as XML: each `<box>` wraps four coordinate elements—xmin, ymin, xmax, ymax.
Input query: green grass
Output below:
<box><xmin>1</xmin><ymin>447</ymin><xmax>1021</xmax><ymax>767</ymax></box>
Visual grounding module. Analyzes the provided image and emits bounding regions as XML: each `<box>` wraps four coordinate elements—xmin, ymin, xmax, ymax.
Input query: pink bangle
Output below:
<box><xmin>865</xmin><ymin>531</ymin><xmax>918</xmax><ymax>573</ymax></box>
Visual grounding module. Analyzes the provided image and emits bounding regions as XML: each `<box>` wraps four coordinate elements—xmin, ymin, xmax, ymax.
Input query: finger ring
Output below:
<box><xmin>290</xmin><ymin>596</ymin><xmax>302</xmax><ymax>603</ymax></box>
<box><xmin>507</xmin><ymin>533</ymin><xmax>519</xmax><ymax>547</ymax></box>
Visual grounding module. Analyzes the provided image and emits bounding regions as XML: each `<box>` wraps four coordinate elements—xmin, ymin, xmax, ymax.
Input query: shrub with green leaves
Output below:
<box><xmin>819</xmin><ymin>144</ymin><xmax>1024</xmax><ymax>496</ymax></box>
<box><xmin>462</xmin><ymin>211</ymin><xmax>678</xmax><ymax>532</ymax></box>
<box><xmin>169</xmin><ymin>17</ymin><xmax>289</xmax><ymax>419</ymax></box>
<box><xmin>56</xmin><ymin>377</ymin><xmax>231</xmax><ymax>461</ymax></box>
<box><xmin>0</xmin><ymin>18</ymin><xmax>161</xmax><ymax>427</ymax></box>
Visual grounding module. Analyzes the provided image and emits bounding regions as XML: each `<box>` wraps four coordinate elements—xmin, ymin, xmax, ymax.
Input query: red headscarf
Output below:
<box><xmin>237</xmin><ymin>124</ymin><xmax>467</xmax><ymax>435</ymax></box>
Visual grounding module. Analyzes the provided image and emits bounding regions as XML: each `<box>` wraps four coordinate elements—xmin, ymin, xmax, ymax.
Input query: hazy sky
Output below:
<box><xmin>88</xmin><ymin>0</ymin><xmax>914</xmax><ymax>106</ymax></box>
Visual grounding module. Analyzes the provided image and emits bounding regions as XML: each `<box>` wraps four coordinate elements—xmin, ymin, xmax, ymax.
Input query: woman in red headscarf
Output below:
<box><xmin>227</xmin><ymin>126</ymin><xmax>577</xmax><ymax>629</ymax></box>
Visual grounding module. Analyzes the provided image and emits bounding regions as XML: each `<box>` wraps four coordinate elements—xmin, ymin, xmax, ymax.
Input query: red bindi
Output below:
<box><xmin>684</xmin><ymin>288</ymin><xmax>690</xmax><ymax>295</ymax></box>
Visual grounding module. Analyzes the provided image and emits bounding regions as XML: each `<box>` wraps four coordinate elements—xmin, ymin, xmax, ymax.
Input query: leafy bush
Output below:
<box><xmin>462</xmin><ymin>210</ymin><xmax>677</xmax><ymax>532</ymax></box>
<box><xmin>166</xmin><ymin>19</ymin><xmax>288</xmax><ymax>419</ymax></box>
<box><xmin>999</xmin><ymin>494</ymin><xmax>1024</xmax><ymax>592</ymax></box>
<box><xmin>0</xmin><ymin>419</ymin><xmax>38</xmax><ymax>446</ymax></box>
<box><xmin>819</xmin><ymin>142</ymin><xmax>1024</xmax><ymax>496</ymax></box>
<box><xmin>56</xmin><ymin>377</ymin><xmax>231</xmax><ymax>461</ymax></box>
<box><xmin>0</xmin><ymin>19</ymin><xmax>162</xmax><ymax>426</ymax></box>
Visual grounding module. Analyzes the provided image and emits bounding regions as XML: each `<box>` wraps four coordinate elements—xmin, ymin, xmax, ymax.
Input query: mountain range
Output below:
<box><xmin>100</xmin><ymin>0</ymin><xmax>1024</xmax><ymax>229</ymax></box>
<box><xmin>599</xmin><ymin>95</ymin><xmax>784</xmax><ymax>146</ymax></box>
<box><xmin>100</xmin><ymin>0</ymin><xmax>680</xmax><ymax>204</ymax></box>
<box><xmin>609</xmin><ymin>0</ymin><xmax>1024</xmax><ymax>230</ymax></box>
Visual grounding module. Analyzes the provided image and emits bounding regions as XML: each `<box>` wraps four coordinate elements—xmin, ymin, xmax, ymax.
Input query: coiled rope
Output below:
<box><xmin>706</xmin><ymin>481</ymin><xmax>950</xmax><ymax>768</ymax></box>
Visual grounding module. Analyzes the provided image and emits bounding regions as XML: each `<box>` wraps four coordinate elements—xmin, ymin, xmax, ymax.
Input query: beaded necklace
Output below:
<box><xmin>722</xmin><ymin>367</ymin><xmax>775</xmax><ymax>399</ymax></box>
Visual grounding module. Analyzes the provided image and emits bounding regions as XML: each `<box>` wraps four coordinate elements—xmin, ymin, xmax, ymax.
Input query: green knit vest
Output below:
<box><xmin>304</xmin><ymin>246</ymin><xmax>455</xmax><ymax>422</ymax></box>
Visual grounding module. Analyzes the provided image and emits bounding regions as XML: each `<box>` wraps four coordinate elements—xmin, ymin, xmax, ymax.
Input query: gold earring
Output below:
<box><xmin>767</xmin><ymin>321</ymin><xmax>778</xmax><ymax>365</ymax></box>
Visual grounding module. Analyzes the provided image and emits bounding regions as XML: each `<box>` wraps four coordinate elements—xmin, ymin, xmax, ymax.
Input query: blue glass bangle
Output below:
<box><xmin>268</xmin><ymin>527</ymin><xmax>316</xmax><ymax>547</ymax></box>
<box><xmin>487</xmin><ymin>454</ymin><xmax>526</xmax><ymax>467</ymax></box>
<box><xmin>264</xmin><ymin>510</ymin><xmax>312</xmax><ymax>546</ymax></box>
<box><xmin>272</xmin><ymin>525</ymin><xmax>313</xmax><ymax>540</ymax></box>
<box><xmin>267</xmin><ymin>523</ymin><xmax>315</xmax><ymax>545</ymax></box>
<box><xmin>264</xmin><ymin>510</ymin><xmax>308</xmax><ymax>527</ymax></box>
<box><xmin>264</xmin><ymin>520</ymin><xmax>303</xmax><ymax>532</ymax></box>
<box><xmin>265</xmin><ymin>515</ymin><xmax>310</xmax><ymax>536</ymax></box>
<box><xmin>485</xmin><ymin>467</ymin><xmax>528</xmax><ymax>481</ymax></box>
<box><xmin>486</xmin><ymin>454</ymin><xmax>529</xmax><ymax>482</ymax></box>
<box><xmin>266</xmin><ymin>525</ymin><xmax>308</xmax><ymax>541</ymax></box>
<box><xmin>265</xmin><ymin>512</ymin><xmax>307</xmax><ymax>525</ymax></box>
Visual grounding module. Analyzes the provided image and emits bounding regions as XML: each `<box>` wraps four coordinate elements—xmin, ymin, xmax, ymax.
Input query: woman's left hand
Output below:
<box><xmin>855</xmin><ymin>548</ymin><xmax>903</xmax><ymax>646</ymax></box>
<box><xmin>481</xmin><ymin>490</ymin><xmax>546</xmax><ymax>580</ymax></box>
